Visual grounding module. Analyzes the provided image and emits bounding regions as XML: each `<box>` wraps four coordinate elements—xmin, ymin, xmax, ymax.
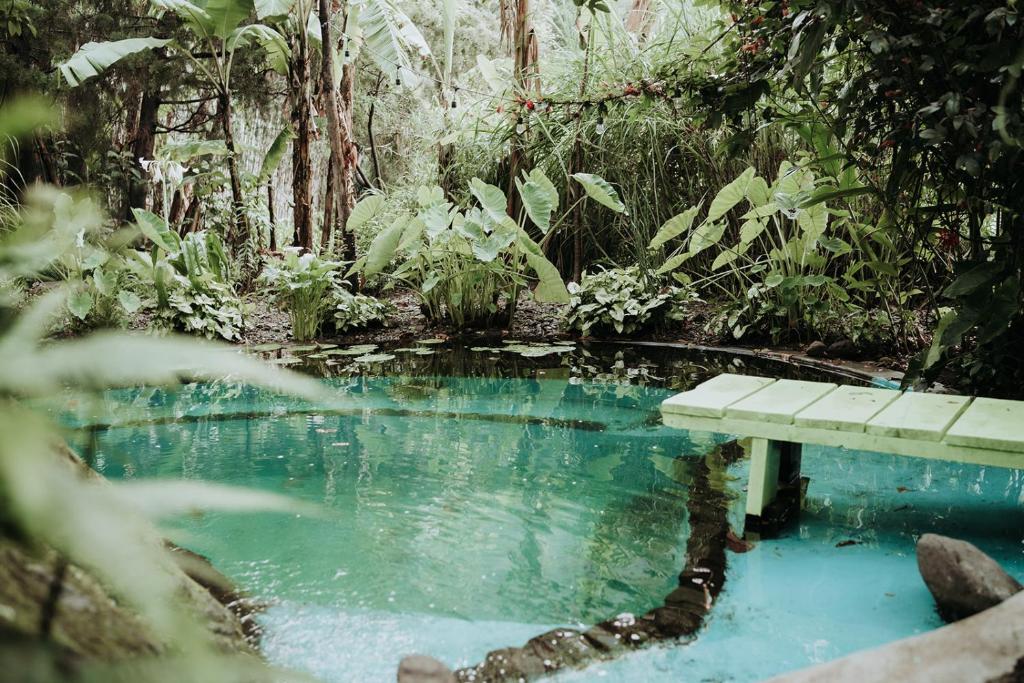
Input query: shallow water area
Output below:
<box><xmin>56</xmin><ymin>345</ymin><xmax>1024</xmax><ymax>682</ymax></box>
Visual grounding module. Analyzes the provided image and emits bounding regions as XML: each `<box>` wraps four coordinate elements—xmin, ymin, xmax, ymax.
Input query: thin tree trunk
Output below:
<box><xmin>368</xmin><ymin>74</ymin><xmax>385</xmax><ymax>189</ymax></box>
<box><xmin>322</xmin><ymin>153</ymin><xmax>335</xmax><ymax>251</ymax></box>
<box><xmin>290</xmin><ymin>25</ymin><xmax>314</xmax><ymax>251</ymax></box>
<box><xmin>320</xmin><ymin>0</ymin><xmax>358</xmax><ymax>265</ymax></box>
<box><xmin>127</xmin><ymin>87</ymin><xmax>159</xmax><ymax>216</ymax></box>
<box><xmin>218</xmin><ymin>91</ymin><xmax>250</xmax><ymax>251</ymax></box>
<box><xmin>504</xmin><ymin>0</ymin><xmax>539</xmax><ymax>218</ymax></box>
<box><xmin>267</xmin><ymin>184</ymin><xmax>277</xmax><ymax>251</ymax></box>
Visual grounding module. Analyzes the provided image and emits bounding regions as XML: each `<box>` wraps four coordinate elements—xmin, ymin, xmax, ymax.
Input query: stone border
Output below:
<box><xmin>607</xmin><ymin>340</ymin><xmax>905</xmax><ymax>388</ymax></box>
<box><xmin>451</xmin><ymin>441</ymin><xmax>742</xmax><ymax>682</ymax></box>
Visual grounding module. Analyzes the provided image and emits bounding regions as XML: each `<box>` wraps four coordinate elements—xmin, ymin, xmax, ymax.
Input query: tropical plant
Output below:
<box><xmin>127</xmin><ymin>212</ymin><xmax>245</xmax><ymax>341</ymax></box>
<box><xmin>650</xmin><ymin>162</ymin><xmax>851</xmax><ymax>342</ymax></box>
<box><xmin>260</xmin><ymin>249</ymin><xmax>342</xmax><ymax>341</ymax></box>
<box><xmin>355</xmin><ymin>170</ymin><xmax>573</xmax><ymax>330</ymax></box>
<box><xmin>565</xmin><ymin>265</ymin><xmax>693</xmax><ymax>336</ymax></box>
<box><xmin>0</xmin><ymin>99</ymin><xmax>325</xmax><ymax>677</ymax></box>
<box><xmin>330</xmin><ymin>289</ymin><xmax>395</xmax><ymax>333</ymax></box>
<box><xmin>58</xmin><ymin>0</ymin><xmax>290</xmax><ymax>253</ymax></box>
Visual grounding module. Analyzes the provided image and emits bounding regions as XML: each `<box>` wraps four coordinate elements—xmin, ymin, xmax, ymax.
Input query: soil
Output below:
<box><xmin>236</xmin><ymin>289</ymin><xmax>911</xmax><ymax>384</ymax></box>
<box><xmin>239</xmin><ymin>289</ymin><xmax>572</xmax><ymax>348</ymax></box>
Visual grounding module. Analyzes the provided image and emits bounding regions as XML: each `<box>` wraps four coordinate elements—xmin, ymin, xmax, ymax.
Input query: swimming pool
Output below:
<box><xmin>59</xmin><ymin>344</ymin><xmax>1024</xmax><ymax>682</ymax></box>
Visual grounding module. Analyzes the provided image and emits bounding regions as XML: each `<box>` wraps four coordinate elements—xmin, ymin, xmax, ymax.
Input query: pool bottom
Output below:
<box><xmin>553</xmin><ymin>443</ymin><xmax>1024</xmax><ymax>682</ymax></box>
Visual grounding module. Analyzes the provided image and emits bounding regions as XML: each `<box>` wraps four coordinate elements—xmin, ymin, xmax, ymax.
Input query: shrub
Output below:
<box><xmin>565</xmin><ymin>266</ymin><xmax>693</xmax><ymax>336</ymax></box>
<box><xmin>330</xmin><ymin>290</ymin><xmax>396</xmax><ymax>333</ymax></box>
<box><xmin>260</xmin><ymin>249</ymin><xmax>341</xmax><ymax>341</ymax></box>
<box><xmin>126</xmin><ymin>219</ymin><xmax>245</xmax><ymax>341</ymax></box>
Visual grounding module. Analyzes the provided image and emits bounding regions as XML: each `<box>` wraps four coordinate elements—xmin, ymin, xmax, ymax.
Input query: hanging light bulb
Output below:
<box><xmin>344</xmin><ymin>48</ymin><xmax>350</xmax><ymax>58</ymax></box>
<box><xmin>451</xmin><ymin>87</ymin><xmax>458</xmax><ymax>109</ymax></box>
<box><xmin>596</xmin><ymin>117</ymin><xmax>607</xmax><ymax>136</ymax></box>
<box><xmin>395</xmin><ymin>75</ymin><xmax>402</xmax><ymax>87</ymax></box>
<box><xmin>515</xmin><ymin>117</ymin><xmax>526</xmax><ymax>135</ymax></box>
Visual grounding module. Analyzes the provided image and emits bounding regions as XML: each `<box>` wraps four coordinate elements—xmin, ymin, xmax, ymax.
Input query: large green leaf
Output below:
<box><xmin>739</xmin><ymin>218</ymin><xmax>767</xmax><ymax>245</ymax></box>
<box><xmin>688</xmin><ymin>222</ymin><xmax>726</xmax><ymax>256</ymax></box>
<box><xmin>203</xmin><ymin>0</ymin><xmax>255</xmax><ymax>38</ymax></box>
<box><xmin>649</xmin><ymin>206</ymin><xmax>700</xmax><ymax>250</ymax></box>
<box><xmin>515</xmin><ymin>228</ymin><xmax>569</xmax><ymax>304</ymax></box>
<box><xmin>363</xmin><ymin>216</ymin><xmax>408</xmax><ymax>276</ymax></box>
<box><xmin>132</xmin><ymin>208</ymin><xmax>179</xmax><ymax>253</ymax></box>
<box><xmin>656</xmin><ymin>252</ymin><xmax>691</xmax><ymax>275</ymax></box>
<box><xmin>67</xmin><ymin>288</ymin><xmax>94</xmax><ymax>320</ymax></box>
<box><xmin>228</xmin><ymin>23</ymin><xmax>289</xmax><ymax>74</ymax></box>
<box><xmin>572</xmin><ymin>173</ymin><xmax>625</xmax><ymax>213</ymax></box>
<box><xmin>707</xmin><ymin>167</ymin><xmax>755</xmax><ymax>223</ymax></box>
<box><xmin>357</xmin><ymin>0</ymin><xmax>430</xmax><ymax>88</ymax></box>
<box><xmin>515</xmin><ymin>169</ymin><xmax>557</xmax><ymax>234</ymax></box>
<box><xmin>257</xmin><ymin>125</ymin><xmax>293</xmax><ymax>184</ymax></box>
<box><xmin>441</xmin><ymin>0</ymin><xmax>457</xmax><ymax>80</ymax></box>
<box><xmin>254</xmin><ymin>0</ymin><xmax>293</xmax><ymax>20</ymax></box>
<box><xmin>59</xmin><ymin>38</ymin><xmax>172</xmax><ymax>86</ymax></box>
<box><xmin>150</xmin><ymin>0</ymin><xmax>214</xmax><ymax>35</ymax></box>
<box><xmin>347</xmin><ymin>193</ymin><xmax>386</xmax><ymax>232</ymax></box>
<box><xmin>469</xmin><ymin>178</ymin><xmax>509</xmax><ymax>223</ymax></box>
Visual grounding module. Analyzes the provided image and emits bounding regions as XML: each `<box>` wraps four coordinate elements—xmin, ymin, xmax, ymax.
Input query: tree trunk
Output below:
<box><xmin>322</xmin><ymin>153</ymin><xmax>335</xmax><ymax>251</ymax></box>
<box><xmin>267</xmin><ymin>184</ymin><xmax>277</xmax><ymax>252</ymax></box>
<box><xmin>504</xmin><ymin>0</ymin><xmax>539</xmax><ymax>218</ymax></box>
<box><xmin>290</xmin><ymin>26</ymin><xmax>314</xmax><ymax>251</ymax></box>
<box><xmin>320</xmin><ymin>0</ymin><xmax>358</xmax><ymax>265</ymax></box>
<box><xmin>218</xmin><ymin>91</ymin><xmax>250</xmax><ymax>252</ymax></box>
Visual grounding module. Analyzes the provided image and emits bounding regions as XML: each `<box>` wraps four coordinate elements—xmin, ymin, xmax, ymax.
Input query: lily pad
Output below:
<box><xmin>414</xmin><ymin>349</ymin><xmax>435</xmax><ymax>356</ymax></box>
<box><xmin>470</xmin><ymin>347</ymin><xmax>501</xmax><ymax>353</ymax></box>
<box><xmin>416</xmin><ymin>338</ymin><xmax>446</xmax><ymax>345</ymax></box>
<box><xmin>288</xmin><ymin>345</ymin><xmax>318</xmax><ymax>353</ymax></box>
<box><xmin>271</xmin><ymin>357</ymin><xmax>300</xmax><ymax>365</ymax></box>
<box><xmin>250</xmin><ymin>343</ymin><xmax>283</xmax><ymax>352</ymax></box>
<box><xmin>317</xmin><ymin>343</ymin><xmax>339</xmax><ymax>349</ymax></box>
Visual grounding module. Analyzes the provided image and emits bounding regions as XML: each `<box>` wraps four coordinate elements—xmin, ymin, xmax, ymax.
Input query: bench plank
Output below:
<box><xmin>661</xmin><ymin>374</ymin><xmax>775</xmax><ymax>418</ymax></box>
<box><xmin>794</xmin><ymin>385</ymin><xmax>899</xmax><ymax>433</ymax></box>
<box><xmin>945</xmin><ymin>398</ymin><xmax>1024</xmax><ymax>453</ymax></box>
<box><xmin>867</xmin><ymin>393</ymin><xmax>972</xmax><ymax>442</ymax></box>
<box><xmin>727</xmin><ymin>379</ymin><xmax>837</xmax><ymax>424</ymax></box>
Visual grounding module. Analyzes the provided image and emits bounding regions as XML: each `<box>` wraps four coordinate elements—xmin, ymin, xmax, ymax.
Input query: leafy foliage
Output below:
<box><xmin>330</xmin><ymin>290</ymin><xmax>396</xmax><ymax>333</ymax></box>
<box><xmin>354</xmin><ymin>171</ymin><xmax>571</xmax><ymax>330</ymax></box>
<box><xmin>260</xmin><ymin>249</ymin><xmax>342</xmax><ymax>341</ymax></box>
<box><xmin>565</xmin><ymin>266</ymin><xmax>693</xmax><ymax>336</ymax></box>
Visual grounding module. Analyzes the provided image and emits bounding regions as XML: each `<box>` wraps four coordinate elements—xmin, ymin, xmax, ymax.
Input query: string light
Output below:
<box><xmin>595</xmin><ymin>117</ymin><xmax>607</xmax><ymax>135</ymax></box>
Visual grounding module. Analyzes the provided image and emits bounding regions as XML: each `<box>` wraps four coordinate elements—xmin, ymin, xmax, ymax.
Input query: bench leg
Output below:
<box><xmin>746</xmin><ymin>438</ymin><xmax>781</xmax><ymax>518</ymax></box>
<box><xmin>745</xmin><ymin>439</ymin><xmax>804</xmax><ymax>537</ymax></box>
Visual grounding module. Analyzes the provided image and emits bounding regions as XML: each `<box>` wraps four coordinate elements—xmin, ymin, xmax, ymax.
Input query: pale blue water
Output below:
<box><xmin>58</xmin><ymin>355</ymin><xmax>1024</xmax><ymax>683</ymax></box>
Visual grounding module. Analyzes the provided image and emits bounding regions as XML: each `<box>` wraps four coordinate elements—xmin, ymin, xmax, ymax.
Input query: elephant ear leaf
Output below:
<box><xmin>469</xmin><ymin>178</ymin><xmax>509</xmax><ymax>223</ymax></box>
<box><xmin>649</xmin><ymin>205</ymin><xmax>701</xmax><ymax>250</ymax></box>
<box><xmin>514</xmin><ymin>228</ymin><xmax>569</xmax><ymax>304</ymax></box>
<box><xmin>59</xmin><ymin>38</ymin><xmax>173</xmax><ymax>86</ymax></box>
<box><xmin>362</xmin><ymin>216</ymin><xmax>408</xmax><ymax>277</ymax></box>
<box><xmin>347</xmin><ymin>194</ymin><xmax>386</xmax><ymax>233</ymax></box>
<box><xmin>572</xmin><ymin>173</ymin><xmax>626</xmax><ymax>214</ymax></box>
<box><xmin>132</xmin><ymin>209</ymin><xmax>179</xmax><ymax>253</ymax></box>
<box><xmin>515</xmin><ymin>169</ymin><xmax>557</xmax><ymax>235</ymax></box>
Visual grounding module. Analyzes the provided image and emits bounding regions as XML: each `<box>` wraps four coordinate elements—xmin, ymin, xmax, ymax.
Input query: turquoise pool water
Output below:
<box><xmin>60</xmin><ymin>349</ymin><xmax>1024</xmax><ymax>682</ymax></box>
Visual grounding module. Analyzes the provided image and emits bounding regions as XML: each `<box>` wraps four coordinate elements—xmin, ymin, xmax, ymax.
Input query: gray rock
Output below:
<box><xmin>805</xmin><ymin>341</ymin><xmax>828</xmax><ymax>358</ymax></box>
<box><xmin>765</xmin><ymin>590</ymin><xmax>1024</xmax><ymax>683</ymax></box>
<box><xmin>398</xmin><ymin>655</ymin><xmax>456</xmax><ymax>683</ymax></box>
<box><xmin>917</xmin><ymin>533</ymin><xmax>1022</xmax><ymax>622</ymax></box>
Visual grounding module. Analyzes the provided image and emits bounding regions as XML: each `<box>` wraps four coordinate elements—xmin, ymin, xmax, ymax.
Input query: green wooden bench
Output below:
<box><xmin>660</xmin><ymin>373</ymin><xmax>1024</xmax><ymax>528</ymax></box>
